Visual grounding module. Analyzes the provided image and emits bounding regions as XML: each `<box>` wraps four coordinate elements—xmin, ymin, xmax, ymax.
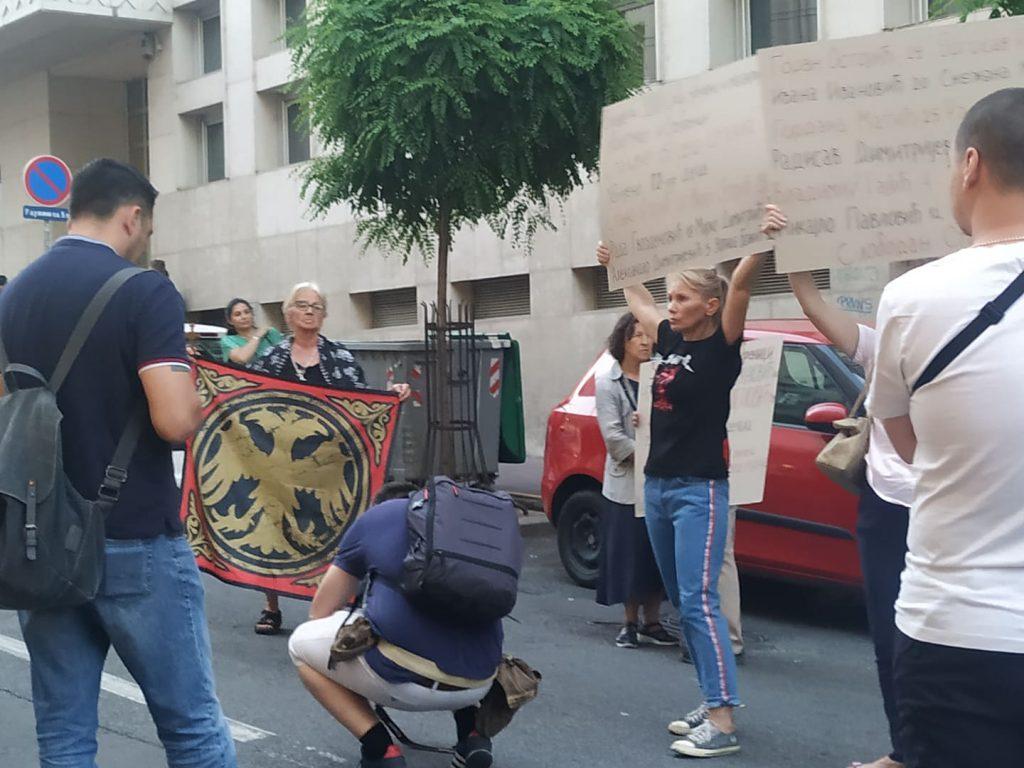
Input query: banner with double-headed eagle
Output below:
<box><xmin>180</xmin><ymin>360</ymin><xmax>400</xmax><ymax>599</ymax></box>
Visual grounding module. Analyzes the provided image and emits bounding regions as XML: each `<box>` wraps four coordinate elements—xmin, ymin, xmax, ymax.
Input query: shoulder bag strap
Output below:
<box><xmin>912</xmin><ymin>270</ymin><xmax>1024</xmax><ymax>394</ymax></box>
<box><xmin>50</xmin><ymin>267</ymin><xmax>146</xmax><ymax>393</ymax></box>
<box><xmin>95</xmin><ymin>400</ymin><xmax>149</xmax><ymax>513</ymax></box>
<box><xmin>850</xmin><ymin>380</ymin><xmax>869</xmax><ymax>417</ymax></box>
<box><xmin>617</xmin><ymin>375</ymin><xmax>638</xmax><ymax>411</ymax></box>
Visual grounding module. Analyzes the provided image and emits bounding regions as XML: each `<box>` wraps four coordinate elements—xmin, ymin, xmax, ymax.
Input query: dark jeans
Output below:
<box><xmin>895</xmin><ymin>630</ymin><xmax>1024</xmax><ymax>767</ymax></box>
<box><xmin>855</xmin><ymin>484</ymin><xmax>909</xmax><ymax>762</ymax></box>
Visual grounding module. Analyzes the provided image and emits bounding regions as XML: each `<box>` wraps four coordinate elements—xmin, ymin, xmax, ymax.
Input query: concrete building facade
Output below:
<box><xmin>0</xmin><ymin>0</ymin><xmax>928</xmax><ymax>455</ymax></box>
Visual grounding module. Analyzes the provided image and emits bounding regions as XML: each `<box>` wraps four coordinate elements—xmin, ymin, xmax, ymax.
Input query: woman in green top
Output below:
<box><xmin>221</xmin><ymin>298</ymin><xmax>284</xmax><ymax>366</ymax></box>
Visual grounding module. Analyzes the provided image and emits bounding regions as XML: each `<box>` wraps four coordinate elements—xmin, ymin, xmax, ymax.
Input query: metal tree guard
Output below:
<box><xmin>422</xmin><ymin>302</ymin><xmax>489</xmax><ymax>483</ymax></box>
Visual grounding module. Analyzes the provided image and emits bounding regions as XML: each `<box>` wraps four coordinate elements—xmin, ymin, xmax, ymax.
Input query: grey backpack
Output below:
<box><xmin>400</xmin><ymin>477</ymin><xmax>523</xmax><ymax>625</ymax></box>
<box><xmin>0</xmin><ymin>267</ymin><xmax>146</xmax><ymax>611</ymax></box>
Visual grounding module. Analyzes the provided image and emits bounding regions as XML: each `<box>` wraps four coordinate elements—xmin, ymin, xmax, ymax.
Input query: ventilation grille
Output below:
<box><xmin>370</xmin><ymin>287</ymin><xmax>418</xmax><ymax>328</ymax></box>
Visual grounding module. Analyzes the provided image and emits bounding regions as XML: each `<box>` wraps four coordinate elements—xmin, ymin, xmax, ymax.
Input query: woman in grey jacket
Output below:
<box><xmin>596</xmin><ymin>313</ymin><xmax>677</xmax><ymax>649</ymax></box>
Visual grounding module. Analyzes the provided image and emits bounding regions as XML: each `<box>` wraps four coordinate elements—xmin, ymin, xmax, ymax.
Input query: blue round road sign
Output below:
<box><xmin>23</xmin><ymin>155</ymin><xmax>72</xmax><ymax>207</ymax></box>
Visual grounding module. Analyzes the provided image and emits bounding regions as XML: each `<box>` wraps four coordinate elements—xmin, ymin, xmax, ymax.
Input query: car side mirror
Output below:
<box><xmin>804</xmin><ymin>402</ymin><xmax>848</xmax><ymax>433</ymax></box>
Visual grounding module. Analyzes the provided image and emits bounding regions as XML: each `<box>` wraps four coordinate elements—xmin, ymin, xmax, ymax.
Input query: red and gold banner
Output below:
<box><xmin>180</xmin><ymin>360</ymin><xmax>399</xmax><ymax>598</ymax></box>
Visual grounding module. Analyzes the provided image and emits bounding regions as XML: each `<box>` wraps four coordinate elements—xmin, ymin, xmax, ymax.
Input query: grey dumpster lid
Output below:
<box><xmin>343</xmin><ymin>335</ymin><xmax>512</xmax><ymax>352</ymax></box>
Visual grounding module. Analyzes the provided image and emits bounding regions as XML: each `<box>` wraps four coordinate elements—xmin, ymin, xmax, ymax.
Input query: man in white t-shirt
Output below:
<box><xmin>869</xmin><ymin>88</ymin><xmax>1024</xmax><ymax>767</ymax></box>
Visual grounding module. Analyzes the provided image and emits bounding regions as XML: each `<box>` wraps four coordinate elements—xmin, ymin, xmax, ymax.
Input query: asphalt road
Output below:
<box><xmin>0</xmin><ymin>524</ymin><xmax>890</xmax><ymax>768</ymax></box>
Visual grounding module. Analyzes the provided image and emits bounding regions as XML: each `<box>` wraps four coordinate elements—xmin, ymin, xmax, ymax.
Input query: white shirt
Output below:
<box><xmin>854</xmin><ymin>325</ymin><xmax>917</xmax><ymax>508</ymax></box>
<box><xmin>869</xmin><ymin>243</ymin><xmax>1024</xmax><ymax>654</ymax></box>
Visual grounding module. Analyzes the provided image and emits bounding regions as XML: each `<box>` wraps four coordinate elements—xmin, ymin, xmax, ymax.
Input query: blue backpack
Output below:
<box><xmin>400</xmin><ymin>477</ymin><xmax>523</xmax><ymax>625</ymax></box>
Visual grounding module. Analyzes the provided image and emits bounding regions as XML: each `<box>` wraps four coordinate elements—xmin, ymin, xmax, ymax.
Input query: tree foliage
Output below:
<box><xmin>289</xmin><ymin>0</ymin><xmax>643</xmax><ymax>261</ymax></box>
<box><xmin>930</xmin><ymin>0</ymin><xmax>1024</xmax><ymax>19</ymax></box>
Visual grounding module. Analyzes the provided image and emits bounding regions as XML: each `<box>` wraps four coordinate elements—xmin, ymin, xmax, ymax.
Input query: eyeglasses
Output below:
<box><xmin>292</xmin><ymin>301</ymin><xmax>325</xmax><ymax>313</ymax></box>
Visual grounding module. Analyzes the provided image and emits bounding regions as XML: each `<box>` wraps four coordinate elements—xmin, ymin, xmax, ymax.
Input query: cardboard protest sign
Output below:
<box><xmin>633</xmin><ymin>335</ymin><xmax>782</xmax><ymax>513</ymax></box>
<box><xmin>633</xmin><ymin>361</ymin><xmax>655</xmax><ymax>518</ymax></box>
<box><xmin>600</xmin><ymin>56</ymin><xmax>770</xmax><ymax>289</ymax></box>
<box><xmin>727</xmin><ymin>335</ymin><xmax>783</xmax><ymax>506</ymax></box>
<box><xmin>759</xmin><ymin>15</ymin><xmax>1024</xmax><ymax>272</ymax></box>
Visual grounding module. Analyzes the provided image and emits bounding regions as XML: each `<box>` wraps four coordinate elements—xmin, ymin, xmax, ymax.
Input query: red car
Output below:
<box><xmin>542</xmin><ymin>320</ymin><xmax>866</xmax><ymax>589</ymax></box>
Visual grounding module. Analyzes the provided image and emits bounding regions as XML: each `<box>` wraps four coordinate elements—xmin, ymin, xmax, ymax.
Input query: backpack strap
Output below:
<box><xmin>94</xmin><ymin>400</ymin><xmax>148</xmax><ymax>513</ymax></box>
<box><xmin>2</xmin><ymin>364</ymin><xmax>48</xmax><ymax>392</ymax></box>
<box><xmin>49</xmin><ymin>267</ymin><xmax>146</xmax><ymax>393</ymax></box>
<box><xmin>912</xmin><ymin>270</ymin><xmax>1024</xmax><ymax>394</ymax></box>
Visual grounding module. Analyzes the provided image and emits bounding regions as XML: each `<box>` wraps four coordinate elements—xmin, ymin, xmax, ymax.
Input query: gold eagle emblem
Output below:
<box><xmin>191</xmin><ymin>391</ymin><xmax>370</xmax><ymax>577</ymax></box>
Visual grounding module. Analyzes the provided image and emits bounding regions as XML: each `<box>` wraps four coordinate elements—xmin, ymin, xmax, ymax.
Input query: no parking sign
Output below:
<box><xmin>22</xmin><ymin>155</ymin><xmax>72</xmax><ymax>222</ymax></box>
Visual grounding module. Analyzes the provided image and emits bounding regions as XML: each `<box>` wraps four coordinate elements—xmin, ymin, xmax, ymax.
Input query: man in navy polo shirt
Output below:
<box><xmin>1</xmin><ymin>158</ymin><xmax>237</xmax><ymax>768</ymax></box>
<box><xmin>289</xmin><ymin>483</ymin><xmax>503</xmax><ymax>768</ymax></box>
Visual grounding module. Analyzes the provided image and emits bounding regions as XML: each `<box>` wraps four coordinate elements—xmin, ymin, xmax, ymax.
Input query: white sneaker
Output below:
<box><xmin>671</xmin><ymin>720</ymin><xmax>740</xmax><ymax>758</ymax></box>
<box><xmin>668</xmin><ymin>703</ymin><xmax>708</xmax><ymax>736</ymax></box>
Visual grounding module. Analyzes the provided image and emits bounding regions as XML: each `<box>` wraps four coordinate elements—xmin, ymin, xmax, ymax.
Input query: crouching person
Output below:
<box><xmin>289</xmin><ymin>482</ymin><xmax>504</xmax><ymax>768</ymax></box>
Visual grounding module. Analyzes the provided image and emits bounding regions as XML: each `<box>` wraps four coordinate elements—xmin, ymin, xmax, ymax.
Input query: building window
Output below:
<box><xmin>583</xmin><ymin>266</ymin><xmax>667</xmax><ymax>310</ymax></box>
<box><xmin>127</xmin><ymin>79</ymin><xmax>149</xmax><ymax>177</ymax></box>
<box><xmin>466</xmin><ymin>275</ymin><xmax>531</xmax><ymax>320</ymax></box>
<box><xmin>205</xmin><ymin>120</ymin><xmax>226</xmax><ymax>182</ymax></box>
<box><xmin>750</xmin><ymin>251</ymin><xmax>830</xmax><ymax>297</ymax></box>
<box><xmin>285</xmin><ymin>101</ymin><xmax>311</xmax><ymax>164</ymax></box>
<box><xmin>618</xmin><ymin>1</ymin><xmax>657</xmax><ymax>83</ymax></box>
<box><xmin>284</xmin><ymin>0</ymin><xmax>306</xmax><ymax>31</ymax></box>
<box><xmin>748</xmin><ymin>0</ymin><xmax>817</xmax><ymax>53</ymax></box>
<box><xmin>201</xmin><ymin>14</ymin><xmax>222</xmax><ymax>74</ymax></box>
<box><xmin>366</xmin><ymin>287</ymin><xmax>418</xmax><ymax>328</ymax></box>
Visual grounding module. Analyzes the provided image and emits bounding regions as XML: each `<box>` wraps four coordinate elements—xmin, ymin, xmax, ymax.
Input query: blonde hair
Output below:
<box><xmin>284</xmin><ymin>282</ymin><xmax>327</xmax><ymax>314</ymax></box>
<box><xmin>667</xmin><ymin>269</ymin><xmax>730</xmax><ymax>322</ymax></box>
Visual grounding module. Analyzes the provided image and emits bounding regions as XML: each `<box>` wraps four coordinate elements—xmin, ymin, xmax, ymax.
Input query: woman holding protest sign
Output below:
<box><xmin>596</xmin><ymin>233</ymin><xmax>769</xmax><ymax>759</ymax></box>
<box><xmin>764</xmin><ymin>204</ymin><xmax>914</xmax><ymax>768</ymax></box>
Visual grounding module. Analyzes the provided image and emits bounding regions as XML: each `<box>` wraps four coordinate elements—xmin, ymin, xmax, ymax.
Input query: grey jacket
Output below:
<box><xmin>595</xmin><ymin>360</ymin><xmax>639</xmax><ymax>505</ymax></box>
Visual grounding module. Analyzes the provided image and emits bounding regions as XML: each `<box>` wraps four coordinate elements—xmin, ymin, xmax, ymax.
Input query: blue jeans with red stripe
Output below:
<box><xmin>644</xmin><ymin>475</ymin><xmax>740</xmax><ymax>709</ymax></box>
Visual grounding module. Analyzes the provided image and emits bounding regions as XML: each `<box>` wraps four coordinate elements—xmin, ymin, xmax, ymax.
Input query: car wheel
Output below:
<box><xmin>557</xmin><ymin>489</ymin><xmax>603</xmax><ymax>588</ymax></box>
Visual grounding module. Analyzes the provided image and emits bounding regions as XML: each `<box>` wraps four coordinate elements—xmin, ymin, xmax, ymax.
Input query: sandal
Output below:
<box><xmin>254</xmin><ymin>609</ymin><xmax>283</xmax><ymax>635</ymax></box>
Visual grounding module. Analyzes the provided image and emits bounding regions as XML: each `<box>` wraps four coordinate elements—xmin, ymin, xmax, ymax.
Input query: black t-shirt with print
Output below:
<box><xmin>645</xmin><ymin>320</ymin><xmax>742</xmax><ymax>480</ymax></box>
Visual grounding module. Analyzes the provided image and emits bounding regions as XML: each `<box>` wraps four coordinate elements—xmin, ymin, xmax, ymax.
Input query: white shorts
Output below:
<box><xmin>288</xmin><ymin>610</ymin><xmax>491</xmax><ymax>712</ymax></box>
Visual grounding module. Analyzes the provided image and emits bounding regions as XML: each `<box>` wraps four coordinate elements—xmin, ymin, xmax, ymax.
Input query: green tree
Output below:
<box><xmin>930</xmin><ymin>0</ymin><xmax>1024</xmax><ymax>18</ymax></box>
<box><xmin>290</xmin><ymin>0</ymin><xmax>641</xmax><ymax>474</ymax></box>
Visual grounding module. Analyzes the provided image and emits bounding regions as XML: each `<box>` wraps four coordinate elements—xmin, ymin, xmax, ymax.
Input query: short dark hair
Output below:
<box><xmin>69</xmin><ymin>158</ymin><xmax>158</xmax><ymax>220</ymax></box>
<box><xmin>373</xmin><ymin>481</ymin><xmax>420</xmax><ymax>505</ymax></box>
<box><xmin>607</xmin><ymin>312</ymin><xmax>639</xmax><ymax>364</ymax></box>
<box><xmin>0</xmin><ymin>275</ymin><xmax>7</xmax><ymax>287</ymax></box>
<box><xmin>224</xmin><ymin>298</ymin><xmax>253</xmax><ymax>333</ymax></box>
<box><xmin>956</xmin><ymin>88</ymin><xmax>1024</xmax><ymax>191</ymax></box>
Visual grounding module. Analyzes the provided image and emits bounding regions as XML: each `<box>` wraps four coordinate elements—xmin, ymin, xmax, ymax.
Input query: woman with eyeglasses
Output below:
<box><xmin>248</xmin><ymin>282</ymin><xmax>410</xmax><ymax>635</ymax></box>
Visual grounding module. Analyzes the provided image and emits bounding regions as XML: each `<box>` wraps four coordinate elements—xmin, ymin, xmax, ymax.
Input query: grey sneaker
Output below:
<box><xmin>616</xmin><ymin>623</ymin><xmax>639</xmax><ymax>649</ymax></box>
<box><xmin>638</xmin><ymin>623</ymin><xmax>679</xmax><ymax>646</ymax></box>
<box><xmin>668</xmin><ymin>704</ymin><xmax>708</xmax><ymax>736</ymax></box>
<box><xmin>671</xmin><ymin>720</ymin><xmax>740</xmax><ymax>758</ymax></box>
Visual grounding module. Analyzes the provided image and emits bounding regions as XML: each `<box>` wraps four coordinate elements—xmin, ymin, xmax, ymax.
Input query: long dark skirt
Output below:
<box><xmin>596</xmin><ymin>497</ymin><xmax>665</xmax><ymax>607</ymax></box>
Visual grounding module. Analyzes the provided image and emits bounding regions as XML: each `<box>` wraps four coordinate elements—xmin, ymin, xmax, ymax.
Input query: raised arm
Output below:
<box><xmin>596</xmin><ymin>242</ymin><xmax>666</xmax><ymax>341</ymax></box>
<box><xmin>758</xmin><ymin>202</ymin><xmax>861</xmax><ymax>356</ymax></box>
<box><xmin>721</xmin><ymin>251</ymin><xmax>768</xmax><ymax>346</ymax></box>
<box><xmin>788</xmin><ymin>272</ymin><xmax>860</xmax><ymax>357</ymax></box>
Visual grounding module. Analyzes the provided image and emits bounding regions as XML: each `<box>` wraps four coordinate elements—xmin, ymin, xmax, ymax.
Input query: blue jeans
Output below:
<box><xmin>18</xmin><ymin>535</ymin><xmax>237</xmax><ymax>768</ymax></box>
<box><xmin>645</xmin><ymin>475</ymin><xmax>740</xmax><ymax>708</ymax></box>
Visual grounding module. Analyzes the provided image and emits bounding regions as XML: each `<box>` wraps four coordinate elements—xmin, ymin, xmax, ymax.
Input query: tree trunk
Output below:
<box><xmin>435</xmin><ymin>205</ymin><xmax>455</xmax><ymax>477</ymax></box>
